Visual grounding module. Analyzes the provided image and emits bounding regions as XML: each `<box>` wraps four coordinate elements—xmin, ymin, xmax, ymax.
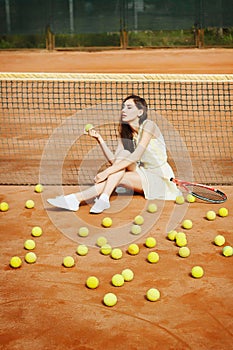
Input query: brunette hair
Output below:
<box><xmin>119</xmin><ymin>95</ymin><xmax>148</xmax><ymax>153</ymax></box>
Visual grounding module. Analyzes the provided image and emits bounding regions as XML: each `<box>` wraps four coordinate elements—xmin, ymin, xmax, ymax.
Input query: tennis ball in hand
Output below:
<box><xmin>214</xmin><ymin>235</ymin><xmax>225</xmax><ymax>246</ymax></box>
<box><xmin>31</xmin><ymin>226</ymin><xmax>43</xmax><ymax>237</ymax></box>
<box><xmin>175</xmin><ymin>195</ymin><xmax>185</xmax><ymax>204</ymax></box>
<box><xmin>206</xmin><ymin>210</ymin><xmax>216</xmax><ymax>221</ymax></box>
<box><xmin>25</xmin><ymin>252</ymin><xmax>37</xmax><ymax>264</ymax></box>
<box><xmin>34</xmin><ymin>184</ymin><xmax>43</xmax><ymax>193</ymax></box>
<box><xmin>218</xmin><ymin>207</ymin><xmax>228</xmax><ymax>217</ymax></box>
<box><xmin>103</xmin><ymin>292</ymin><xmax>117</xmax><ymax>307</ymax></box>
<box><xmin>182</xmin><ymin>219</ymin><xmax>193</xmax><ymax>230</ymax></box>
<box><xmin>147</xmin><ymin>203</ymin><xmax>158</xmax><ymax>213</ymax></box>
<box><xmin>145</xmin><ymin>237</ymin><xmax>156</xmax><ymax>248</ymax></box>
<box><xmin>111</xmin><ymin>248</ymin><xmax>123</xmax><ymax>260</ymax></box>
<box><xmin>100</xmin><ymin>244</ymin><xmax>112</xmax><ymax>255</ymax></box>
<box><xmin>102</xmin><ymin>217</ymin><xmax>112</xmax><ymax>228</ymax></box>
<box><xmin>146</xmin><ymin>288</ymin><xmax>160</xmax><ymax>302</ymax></box>
<box><xmin>131</xmin><ymin>224</ymin><xmax>142</xmax><ymax>235</ymax></box>
<box><xmin>96</xmin><ymin>236</ymin><xmax>108</xmax><ymax>247</ymax></box>
<box><xmin>127</xmin><ymin>243</ymin><xmax>140</xmax><ymax>255</ymax></box>
<box><xmin>134</xmin><ymin>215</ymin><xmax>144</xmax><ymax>225</ymax></box>
<box><xmin>112</xmin><ymin>274</ymin><xmax>124</xmax><ymax>287</ymax></box>
<box><xmin>10</xmin><ymin>256</ymin><xmax>22</xmax><ymax>268</ymax></box>
<box><xmin>25</xmin><ymin>200</ymin><xmax>35</xmax><ymax>209</ymax></box>
<box><xmin>186</xmin><ymin>194</ymin><xmax>196</xmax><ymax>203</ymax></box>
<box><xmin>0</xmin><ymin>202</ymin><xmax>9</xmax><ymax>211</ymax></box>
<box><xmin>76</xmin><ymin>244</ymin><xmax>88</xmax><ymax>256</ymax></box>
<box><xmin>86</xmin><ymin>276</ymin><xmax>99</xmax><ymax>289</ymax></box>
<box><xmin>63</xmin><ymin>256</ymin><xmax>75</xmax><ymax>268</ymax></box>
<box><xmin>78</xmin><ymin>226</ymin><xmax>89</xmax><ymax>237</ymax></box>
<box><xmin>24</xmin><ymin>239</ymin><xmax>36</xmax><ymax>250</ymax></box>
<box><xmin>147</xmin><ymin>251</ymin><xmax>159</xmax><ymax>263</ymax></box>
<box><xmin>222</xmin><ymin>246</ymin><xmax>233</xmax><ymax>257</ymax></box>
<box><xmin>179</xmin><ymin>246</ymin><xmax>190</xmax><ymax>258</ymax></box>
<box><xmin>84</xmin><ymin>123</ymin><xmax>94</xmax><ymax>132</ymax></box>
<box><xmin>121</xmin><ymin>268</ymin><xmax>134</xmax><ymax>282</ymax></box>
<box><xmin>191</xmin><ymin>266</ymin><xmax>204</xmax><ymax>278</ymax></box>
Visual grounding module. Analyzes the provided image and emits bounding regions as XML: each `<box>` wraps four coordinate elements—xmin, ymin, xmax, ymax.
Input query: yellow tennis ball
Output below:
<box><xmin>84</xmin><ymin>123</ymin><xmax>94</xmax><ymax>132</ymax></box>
<box><xmin>10</xmin><ymin>256</ymin><xmax>22</xmax><ymax>268</ymax></box>
<box><xmin>121</xmin><ymin>268</ymin><xmax>134</xmax><ymax>282</ymax></box>
<box><xmin>34</xmin><ymin>184</ymin><xmax>43</xmax><ymax>193</ymax></box>
<box><xmin>145</xmin><ymin>237</ymin><xmax>156</xmax><ymax>248</ymax></box>
<box><xmin>130</xmin><ymin>224</ymin><xmax>142</xmax><ymax>235</ymax></box>
<box><xmin>127</xmin><ymin>243</ymin><xmax>140</xmax><ymax>255</ymax></box>
<box><xmin>214</xmin><ymin>235</ymin><xmax>225</xmax><ymax>246</ymax></box>
<box><xmin>176</xmin><ymin>237</ymin><xmax>187</xmax><ymax>247</ymax></box>
<box><xmin>25</xmin><ymin>252</ymin><xmax>37</xmax><ymax>264</ymax></box>
<box><xmin>147</xmin><ymin>251</ymin><xmax>159</xmax><ymax>263</ymax></box>
<box><xmin>100</xmin><ymin>244</ymin><xmax>112</xmax><ymax>255</ymax></box>
<box><xmin>96</xmin><ymin>236</ymin><xmax>108</xmax><ymax>247</ymax></box>
<box><xmin>191</xmin><ymin>266</ymin><xmax>204</xmax><ymax>278</ymax></box>
<box><xmin>76</xmin><ymin>244</ymin><xmax>88</xmax><ymax>256</ymax></box>
<box><xmin>178</xmin><ymin>246</ymin><xmax>190</xmax><ymax>258</ymax></box>
<box><xmin>86</xmin><ymin>276</ymin><xmax>99</xmax><ymax>289</ymax></box>
<box><xmin>103</xmin><ymin>292</ymin><xmax>117</xmax><ymax>307</ymax></box>
<box><xmin>147</xmin><ymin>203</ymin><xmax>158</xmax><ymax>213</ymax></box>
<box><xmin>0</xmin><ymin>202</ymin><xmax>9</xmax><ymax>211</ymax></box>
<box><xmin>186</xmin><ymin>194</ymin><xmax>196</xmax><ymax>203</ymax></box>
<box><xmin>63</xmin><ymin>256</ymin><xmax>75</xmax><ymax>268</ymax></box>
<box><xmin>24</xmin><ymin>239</ymin><xmax>36</xmax><ymax>250</ymax></box>
<box><xmin>175</xmin><ymin>195</ymin><xmax>185</xmax><ymax>204</ymax></box>
<box><xmin>102</xmin><ymin>217</ymin><xmax>112</xmax><ymax>228</ymax></box>
<box><xmin>206</xmin><ymin>210</ymin><xmax>216</xmax><ymax>221</ymax></box>
<box><xmin>222</xmin><ymin>246</ymin><xmax>233</xmax><ymax>257</ymax></box>
<box><xmin>111</xmin><ymin>248</ymin><xmax>123</xmax><ymax>260</ymax></box>
<box><xmin>78</xmin><ymin>226</ymin><xmax>89</xmax><ymax>237</ymax></box>
<box><xmin>134</xmin><ymin>215</ymin><xmax>144</xmax><ymax>225</ymax></box>
<box><xmin>31</xmin><ymin>226</ymin><xmax>43</xmax><ymax>237</ymax></box>
<box><xmin>175</xmin><ymin>232</ymin><xmax>186</xmax><ymax>240</ymax></box>
<box><xmin>218</xmin><ymin>207</ymin><xmax>228</xmax><ymax>217</ymax></box>
<box><xmin>112</xmin><ymin>274</ymin><xmax>125</xmax><ymax>287</ymax></box>
<box><xmin>182</xmin><ymin>219</ymin><xmax>193</xmax><ymax>229</ymax></box>
<box><xmin>25</xmin><ymin>199</ymin><xmax>35</xmax><ymax>209</ymax></box>
<box><xmin>146</xmin><ymin>288</ymin><xmax>160</xmax><ymax>302</ymax></box>
<box><xmin>167</xmin><ymin>230</ymin><xmax>177</xmax><ymax>241</ymax></box>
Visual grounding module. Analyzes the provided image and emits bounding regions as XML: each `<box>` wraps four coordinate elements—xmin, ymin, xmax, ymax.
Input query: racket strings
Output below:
<box><xmin>188</xmin><ymin>184</ymin><xmax>224</xmax><ymax>201</ymax></box>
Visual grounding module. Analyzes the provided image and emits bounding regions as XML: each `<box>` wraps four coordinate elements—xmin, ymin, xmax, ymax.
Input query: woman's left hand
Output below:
<box><xmin>94</xmin><ymin>169</ymin><xmax>110</xmax><ymax>183</ymax></box>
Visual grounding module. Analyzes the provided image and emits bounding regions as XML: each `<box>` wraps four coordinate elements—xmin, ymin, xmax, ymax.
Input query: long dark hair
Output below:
<box><xmin>119</xmin><ymin>95</ymin><xmax>148</xmax><ymax>153</ymax></box>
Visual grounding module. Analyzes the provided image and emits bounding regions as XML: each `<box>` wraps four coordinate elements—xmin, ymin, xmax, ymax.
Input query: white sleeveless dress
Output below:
<box><xmin>134</xmin><ymin>122</ymin><xmax>181</xmax><ymax>200</ymax></box>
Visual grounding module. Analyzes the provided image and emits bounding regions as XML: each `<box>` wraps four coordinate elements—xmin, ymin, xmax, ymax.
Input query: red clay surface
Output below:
<box><xmin>0</xmin><ymin>49</ymin><xmax>233</xmax><ymax>349</ymax></box>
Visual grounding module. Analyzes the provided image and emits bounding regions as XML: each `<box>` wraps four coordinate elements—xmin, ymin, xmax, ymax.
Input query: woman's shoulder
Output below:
<box><xmin>141</xmin><ymin>119</ymin><xmax>157</xmax><ymax>134</ymax></box>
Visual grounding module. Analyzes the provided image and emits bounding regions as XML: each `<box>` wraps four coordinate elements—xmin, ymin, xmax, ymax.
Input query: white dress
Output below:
<box><xmin>134</xmin><ymin>122</ymin><xmax>181</xmax><ymax>200</ymax></box>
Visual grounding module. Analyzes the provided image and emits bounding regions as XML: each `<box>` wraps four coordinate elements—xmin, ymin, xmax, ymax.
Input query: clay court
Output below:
<box><xmin>0</xmin><ymin>49</ymin><xmax>233</xmax><ymax>350</ymax></box>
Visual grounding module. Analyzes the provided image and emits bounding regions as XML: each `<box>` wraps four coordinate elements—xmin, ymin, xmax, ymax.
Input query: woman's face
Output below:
<box><xmin>121</xmin><ymin>98</ymin><xmax>143</xmax><ymax>124</ymax></box>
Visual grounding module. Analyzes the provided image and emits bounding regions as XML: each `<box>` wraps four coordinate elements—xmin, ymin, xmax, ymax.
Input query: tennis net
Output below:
<box><xmin>0</xmin><ymin>73</ymin><xmax>232</xmax><ymax>186</ymax></box>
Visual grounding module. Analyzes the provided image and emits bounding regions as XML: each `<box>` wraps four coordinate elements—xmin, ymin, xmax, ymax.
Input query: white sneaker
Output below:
<box><xmin>47</xmin><ymin>194</ymin><xmax>80</xmax><ymax>211</ymax></box>
<box><xmin>89</xmin><ymin>198</ymin><xmax>110</xmax><ymax>214</ymax></box>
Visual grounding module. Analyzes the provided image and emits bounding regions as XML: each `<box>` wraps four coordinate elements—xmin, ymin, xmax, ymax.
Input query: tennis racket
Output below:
<box><xmin>170</xmin><ymin>178</ymin><xmax>227</xmax><ymax>203</ymax></box>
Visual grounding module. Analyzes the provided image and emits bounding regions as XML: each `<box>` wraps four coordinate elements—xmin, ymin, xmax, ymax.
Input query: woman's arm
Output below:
<box><xmin>86</xmin><ymin>128</ymin><xmax>115</xmax><ymax>164</ymax></box>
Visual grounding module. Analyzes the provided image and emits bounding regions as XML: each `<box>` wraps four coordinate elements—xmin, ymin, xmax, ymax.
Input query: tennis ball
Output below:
<box><xmin>121</xmin><ymin>268</ymin><xmax>134</xmax><ymax>282</ymax></box>
<box><xmin>178</xmin><ymin>246</ymin><xmax>190</xmax><ymax>258</ymax></box>
<box><xmin>84</xmin><ymin>123</ymin><xmax>94</xmax><ymax>132</ymax></box>
<box><xmin>25</xmin><ymin>252</ymin><xmax>37</xmax><ymax>264</ymax></box>
<box><xmin>134</xmin><ymin>215</ymin><xmax>144</xmax><ymax>225</ymax></box>
<box><xmin>31</xmin><ymin>226</ymin><xmax>43</xmax><ymax>237</ymax></box>
<box><xmin>222</xmin><ymin>246</ymin><xmax>233</xmax><ymax>257</ymax></box>
<box><xmin>146</xmin><ymin>288</ymin><xmax>160</xmax><ymax>302</ymax></box>
<box><xmin>86</xmin><ymin>276</ymin><xmax>99</xmax><ymax>289</ymax></box>
<box><xmin>10</xmin><ymin>256</ymin><xmax>22</xmax><ymax>268</ymax></box>
<box><xmin>111</xmin><ymin>248</ymin><xmax>123</xmax><ymax>260</ymax></box>
<box><xmin>102</xmin><ymin>217</ymin><xmax>112</xmax><ymax>228</ymax></box>
<box><xmin>0</xmin><ymin>202</ymin><xmax>9</xmax><ymax>211</ymax></box>
<box><xmin>167</xmin><ymin>230</ymin><xmax>177</xmax><ymax>241</ymax></box>
<box><xmin>34</xmin><ymin>184</ymin><xmax>43</xmax><ymax>193</ymax></box>
<box><xmin>218</xmin><ymin>207</ymin><xmax>228</xmax><ymax>217</ymax></box>
<box><xmin>175</xmin><ymin>195</ymin><xmax>185</xmax><ymax>204</ymax></box>
<box><xmin>147</xmin><ymin>251</ymin><xmax>159</xmax><ymax>263</ymax></box>
<box><xmin>63</xmin><ymin>256</ymin><xmax>75</xmax><ymax>268</ymax></box>
<box><xmin>175</xmin><ymin>232</ymin><xmax>187</xmax><ymax>240</ymax></box>
<box><xmin>100</xmin><ymin>244</ymin><xmax>112</xmax><ymax>255</ymax></box>
<box><xmin>24</xmin><ymin>239</ymin><xmax>36</xmax><ymax>250</ymax></box>
<box><xmin>206</xmin><ymin>210</ymin><xmax>216</xmax><ymax>221</ymax></box>
<box><xmin>78</xmin><ymin>226</ymin><xmax>89</xmax><ymax>237</ymax></box>
<box><xmin>145</xmin><ymin>237</ymin><xmax>156</xmax><ymax>248</ymax></box>
<box><xmin>96</xmin><ymin>236</ymin><xmax>108</xmax><ymax>247</ymax></box>
<box><xmin>214</xmin><ymin>235</ymin><xmax>225</xmax><ymax>246</ymax></box>
<box><xmin>76</xmin><ymin>244</ymin><xmax>88</xmax><ymax>256</ymax></box>
<box><xmin>182</xmin><ymin>219</ymin><xmax>193</xmax><ymax>230</ymax></box>
<box><xmin>147</xmin><ymin>203</ymin><xmax>158</xmax><ymax>213</ymax></box>
<box><xmin>103</xmin><ymin>292</ymin><xmax>117</xmax><ymax>307</ymax></box>
<box><xmin>25</xmin><ymin>199</ymin><xmax>35</xmax><ymax>209</ymax></box>
<box><xmin>186</xmin><ymin>194</ymin><xmax>196</xmax><ymax>203</ymax></box>
<box><xmin>176</xmin><ymin>237</ymin><xmax>187</xmax><ymax>247</ymax></box>
<box><xmin>127</xmin><ymin>243</ymin><xmax>140</xmax><ymax>255</ymax></box>
<box><xmin>191</xmin><ymin>266</ymin><xmax>204</xmax><ymax>278</ymax></box>
<box><xmin>112</xmin><ymin>274</ymin><xmax>124</xmax><ymax>287</ymax></box>
<box><xmin>131</xmin><ymin>224</ymin><xmax>142</xmax><ymax>235</ymax></box>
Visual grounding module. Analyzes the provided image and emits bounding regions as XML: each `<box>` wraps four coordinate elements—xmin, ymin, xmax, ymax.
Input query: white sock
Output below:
<box><xmin>99</xmin><ymin>193</ymin><xmax>109</xmax><ymax>202</ymax></box>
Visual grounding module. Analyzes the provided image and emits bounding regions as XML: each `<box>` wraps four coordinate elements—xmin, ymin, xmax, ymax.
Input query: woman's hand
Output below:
<box><xmin>94</xmin><ymin>168</ymin><xmax>110</xmax><ymax>183</ymax></box>
<box><xmin>84</xmin><ymin>128</ymin><xmax>104</xmax><ymax>143</ymax></box>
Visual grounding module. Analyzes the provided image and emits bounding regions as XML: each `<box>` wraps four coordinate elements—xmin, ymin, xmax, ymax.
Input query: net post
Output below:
<box><xmin>46</xmin><ymin>25</ymin><xmax>55</xmax><ymax>51</ymax></box>
<box><xmin>120</xmin><ymin>29</ymin><xmax>128</xmax><ymax>49</ymax></box>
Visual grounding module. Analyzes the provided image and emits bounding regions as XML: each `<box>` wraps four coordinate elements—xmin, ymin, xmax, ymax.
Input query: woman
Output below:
<box><xmin>47</xmin><ymin>95</ymin><xmax>180</xmax><ymax>213</ymax></box>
